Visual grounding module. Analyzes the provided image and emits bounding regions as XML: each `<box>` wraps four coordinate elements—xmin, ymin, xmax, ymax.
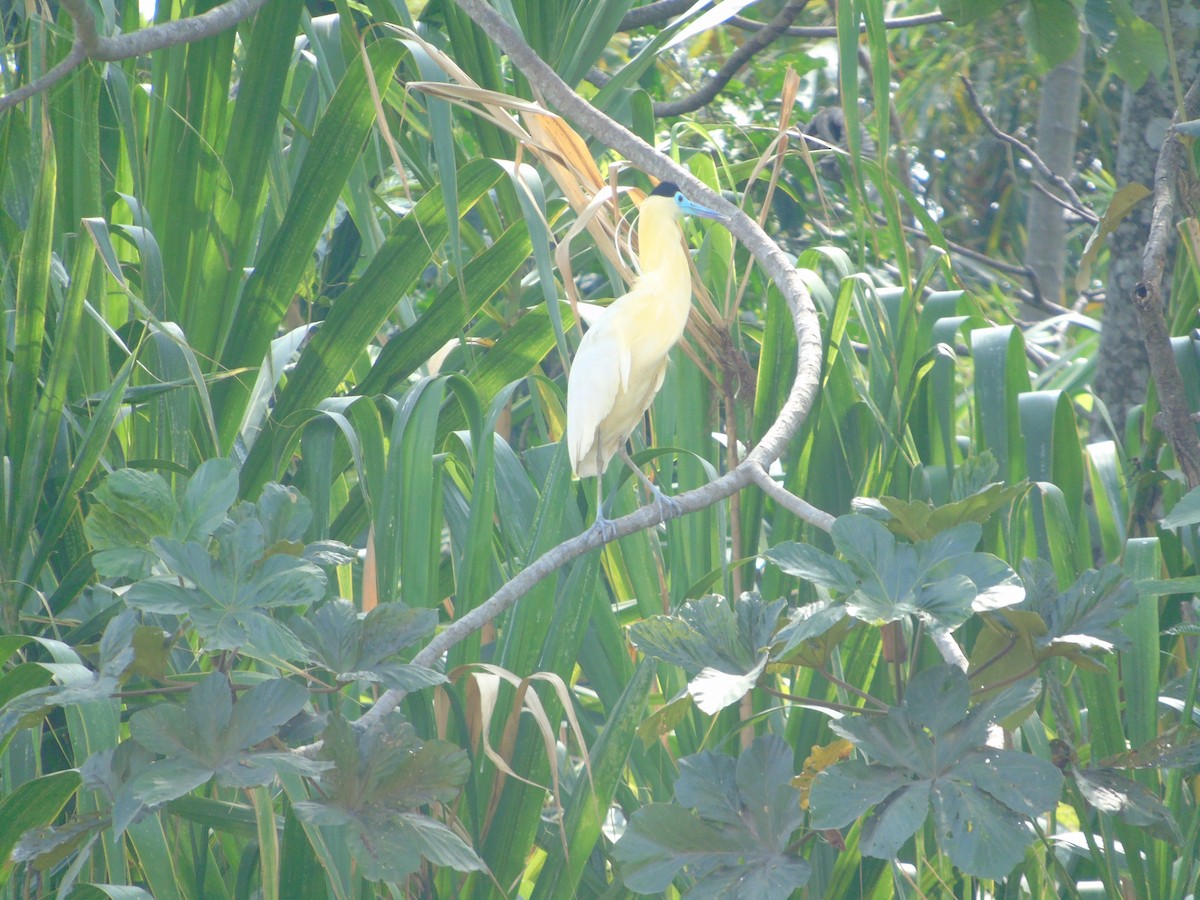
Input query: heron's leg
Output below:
<box><xmin>618</xmin><ymin>447</ymin><xmax>682</xmax><ymax>521</ymax></box>
<box><xmin>585</xmin><ymin>432</ymin><xmax>618</xmax><ymax>540</ymax></box>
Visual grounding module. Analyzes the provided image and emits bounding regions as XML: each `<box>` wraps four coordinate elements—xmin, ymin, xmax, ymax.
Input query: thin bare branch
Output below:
<box><xmin>729</xmin><ymin>10</ymin><xmax>947</xmax><ymax>38</ymax></box>
<box><xmin>931</xmin><ymin>630</ymin><xmax>968</xmax><ymax>671</ymax></box>
<box><xmin>654</xmin><ymin>0</ymin><xmax>810</xmax><ymax>118</ymax></box>
<box><xmin>1135</xmin><ymin>73</ymin><xmax>1200</xmax><ymax>489</ymax></box>
<box><xmin>960</xmin><ymin>75</ymin><xmax>1094</xmax><ymax>221</ymax></box>
<box><xmin>0</xmin><ymin>43</ymin><xmax>88</xmax><ymax>113</ymax></box>
<box><xmin>1</xmin><ymin>0</ymin><xmax>271</xmax><ymax>113</ymax></box>
<box><xmin>1030</xmin><ymin>179</ymin><xmax>1099</xmax><ymax>225</ymax></box>
<box><xmin>748</xmin><ymin>463</ymin><xmax>836</xmax><ymax>531</ymax></box>
<box><xmin>619</xmin><ymin>0</ymin><xmax>697</xmax><ymax>31</ymax></box>
<box><xmin>346</xmin><ymin>0</ymin><xmax>826</xmax><ymax>735</ymax></box>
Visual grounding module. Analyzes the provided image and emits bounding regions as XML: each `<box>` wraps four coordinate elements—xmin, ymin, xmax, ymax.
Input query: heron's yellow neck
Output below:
<box><xmin>636</xmin><ymin>197</ymin><xmax>688</xmax><ymax>280</ymax></box>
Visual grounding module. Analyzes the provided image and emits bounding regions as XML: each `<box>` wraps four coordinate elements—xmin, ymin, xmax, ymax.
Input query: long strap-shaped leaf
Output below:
<box><xmin>8</xmin><ymin>122</ymin><xmax>55</xmax><ymax>481</ymax></box>
<box><xmin>191</xmin><ymin>0</ymin><xmax>306</xmax><ymax>363</ymax></box>
<box><xmin>239</xmin><ymin>160</ymin><xmax>502</xmax><ymax>491</ymax></box>
<box><xmin>214</xmin><ymin>38</ymin><xmax>408</xmax><ymax>448</ymax></box>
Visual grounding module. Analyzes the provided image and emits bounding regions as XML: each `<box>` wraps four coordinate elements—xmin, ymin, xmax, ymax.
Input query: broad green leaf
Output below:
<box><xmin>0</xmin><ymin>613</ymin><xmax>137</xmax><ymax>741</ymax></box>
<box><xmin>0</xmin><ymin>771</ymin><xmax>81</xmax><ymax>885</ymax></box>
<box><xmin>84</xmin><ymin>469</ymin><xmax>177</xmax><ymax>579</ymax></box>
<box><xmin>1074</xmin><ymin>767</ymin><xmax>1182</xmax><ymax>843</ymax></box>
<box><xmin>1161</xmin><ymin>485</ymin><xmax>1200</xmax><ymax>529</ymax></box>
<box><xmin>1101</xmin><ymin>725</ymin><xmax>1200</xmax><ymax>771</ymax></box>
<box><xmin>174</xmin><ymin>458</ymin><xmax>239</xmax><ymax>543</ymax></box>
<box><xmin>1107</xmin><ymin>12</ymin><xmax>1166</xmax><ymax>89</ymax></box>
<box><xmin>878</xmin><ymin>481</ymin><xmax>1029</xmax><ymax>542</ymax></box>
<box><xmin>931</xmin><ymin>777</ymin><xmax>1036</xmax><ymax>879</ymax></box>
<box><xmin>770</xmin><ymin>601</ymin><xmax>853</xmax><ymax>663</ymax></box>
<box><xmin>613</xmin><ymin>736</ymin><xmax>810</xmax><ymax>897</ymax></box>
<box><xmin>812</xmin><ymin>516</ymin><xmax>1023</xmax><ymax>629</ymax></box>
<box><xmin>1021</xmin><ymin>0</ymin><xmax>1081</xmax><ymax>68</ymax></box>
<box><xmin>763</xmin><ymin>542</ymin><xmax>857</xmax><ymax>592</ymax></box>
<box><xmin>629</xmin><ymin>594</ymin><xmax>784</xmax><ymax>712</ymax></box>
<box><xmin>811</xmin><ymin>667</ymin><xmax>1062</xmax><ymax>878</ymax></box>
<box><xmin>126</xmin><ymin>673</ymin><xmax>319</xmax><ymax>809</ymax></box>
<box><xmin>1016</xmin><ymin>560</ymin><xmax>1138</xmax><ymax>658</ymax></box>
<box><xmin>293</xmin><ymin>713</ymin><xmax>478</xmax><ymax>882</ymax></box>
<box><xmin>906</xmin><ymin>663</ymin><xmax>970</xmax><ymax>734</ymax></box>
<box><xmin>859</xmin><ymin>783</ymin><xmax>932</xmax><ymax>859</ymax></box>
<box><xmin>938</xmin><ymin>0</ymin><xmax>1009</xmax><ymax>24</ymax></box>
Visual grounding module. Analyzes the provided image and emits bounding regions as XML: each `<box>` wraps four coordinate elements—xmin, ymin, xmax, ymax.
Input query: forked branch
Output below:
<box><xmin>0</xmin><ymin>0</ymin><xmax>271</xmax><ymax>112</ymax></box>
<box><xmin>353</xmin><ymin>0</ymin><xmax>827</xmax><ymax>732</ymax></box>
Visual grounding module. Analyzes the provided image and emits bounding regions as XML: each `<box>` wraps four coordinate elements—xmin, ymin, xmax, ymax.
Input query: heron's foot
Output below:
<box><xmin>648</xmin><ymin>484</ymin><xmax>683</xmax><ymax>522</ymax></box>
<box><xmin>586</xmin><ymin>510</ymin><xmax>619</xmax><ymax>542</ymax></box>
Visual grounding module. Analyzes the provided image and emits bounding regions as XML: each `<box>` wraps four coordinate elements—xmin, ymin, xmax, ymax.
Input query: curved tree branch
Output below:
<box><xmin>0</xmin><ymin>0</ymin><xmax>271</xmax><ymax>113</ymax></box>
<box><xmin>747</xmin><ymin>463</ymin><xmax>835</xmax><ymax>530</ymax></box>
<box><xmin>619</xmin><ymin>0</ymin><xmax>698</xmax><ymax>31</ymax></box>
<box><xmin>654</xmin><ymin>0</ymin><xmax>809</xmax><ymax>118</ymax></box>
<box><xmin>348</xmin><ymin>0</ymin><xmax>826</xmax><ymax>734</ymax></box>
<box><xmin>0</xmin><ymin>42</ymin><xmax>88</xmax><ymax>113</ymax></box>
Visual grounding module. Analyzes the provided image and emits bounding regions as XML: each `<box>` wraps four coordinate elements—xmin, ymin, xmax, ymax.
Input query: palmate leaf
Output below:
<box><xmin>810</xmin><ymin>666</ymin><xmax>1062</xmax><ymax>879</ymax></box>
<box><xmin>123</xmin><ymin>483</ymin><xmax>330</xmax><ymax>658</ymax></box>
<box><xmin>874</xmin><ymin>482</ymin><xmax>1028</xmax><ymax>542</ymax></box>
<box><xmin>765</xmin><ymin>516</ymin><xmax>1023</xmax><ymax>632</ymax></box>
<box><xmin>0</xmin><ymin>613</ymin><xmax>139</xmax><ymax>742</ymax></box>
<box><xmin>288</xmin><ymin>599</ymin><xmax>441</xmax><ymax>690</ymax></box>
<box><xmin>83</xmin><ymin>469</ymin><xmax>178</xmax><ymax>579</ymax></box>
<box><xmin>770</xmin><ymin>600</ymin><xmax>851</xmax><ymax>661</ymax></box>
<box><xmin>83</xmin><ymin>461</ymin><xmax>240</xmax><ymax>579</ymax></box>
<box><xmin>121</xmin><ymin>672</ymin><xmax>324</xmax><ymax>829</ymax></box>
<box><xmin>613</xmin><ymin>735</ymin><xmax>809</xmax><ymax>897</ymax></box>
<box><xmin>628</xmin><ymin>594</ymin><xmax>785</xmax><ymax>713</ymax></box>
<box><xmin>1016</xmin><ymin>559</ymin><xmax>1138</xmax><ymax>657</ymax></box>
<box><xmin>292</xmin><ymin>713</ymin><xmax>482</xmax><ymax>882</ymax></box>
<box><xmin>173</xmin><ymin>458</ymin><xmax>240</xmax><ymax>543</ymax></box>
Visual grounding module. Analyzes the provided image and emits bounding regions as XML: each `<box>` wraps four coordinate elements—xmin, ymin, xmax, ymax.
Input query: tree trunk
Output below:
<box><xmin>1093</xmin><ymin>0</ymin><xmax>1197</xmax><ymax>436</ymax></box>
<box><xmin>1021</xmin><ymin>44</ymin><xmax>1085</xmax><ymax>319</ymax></box>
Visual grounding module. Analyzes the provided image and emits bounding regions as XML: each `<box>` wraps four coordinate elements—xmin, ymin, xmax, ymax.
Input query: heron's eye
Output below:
<box><xmin>675</xmin><ymin>192</ymin><xmax>685</xmax><ymax>204</ymax></box>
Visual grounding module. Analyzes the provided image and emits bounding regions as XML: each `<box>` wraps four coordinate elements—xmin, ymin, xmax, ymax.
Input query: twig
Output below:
<box><xmin>759</xmin><ymin>682</ymin><xmax>882</xmax><ymax>715</ymax></box>
<box><xmin>864</xmin><ymin>211</ymin><xmax>1083</xmax><ymax>315</ymax></box>
<box><xmin>343</xmin><ymin>0</ymin><xmax>825</xmax><ymax>737</ymax></box>
<box><xmin>930</xmin><ymin>630</ymin><xmax>968</xmax><ymax>671</ymax></box>
<box><xmin>960</xmin><ymin>75</ymin><xmax>1095</xmax><ymax>221</ymax></box>
<box><xmin>1030</xmin><ymin>179</ymin><xmax>1098</xmax><ymax>226</ymax></box>
<box><xmin>619</xmin><ymin>0</ymin><xmax>697</xmax><ymax>31</ymax></box>
<box><xmin>1134</xmin><ymin>72</ymin><xmax>1200</xmax><ymax>489</ymax></box>
<box><xmin>729</xmin><ymin>10</ymin><xmax>947</xmax><ymax>38</ymax></box>
<box><xmin>654</xmin><ymin>0</ymin><xmax>810</xmax><ymax>117</ymax></box>
<box><xmin>0</xmin><ymin>0</ymin><xmax>272</xmax><ymax>113</ymax></box>
<box><xmin>0</xmin><ymin>43</ymin><xmax>89</xmax><ymax>112</ymax></box>
<box><xmin>748</xmin><ymin>463</ymin><xmax>836</xmax><ymax>531</ymax></box>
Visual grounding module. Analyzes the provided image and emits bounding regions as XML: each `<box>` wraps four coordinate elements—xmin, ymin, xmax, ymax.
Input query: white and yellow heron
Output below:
<box><xmin>566</xmin><ymin>180</ymin><xmax>726</xmax><ymax>536</ymax></box>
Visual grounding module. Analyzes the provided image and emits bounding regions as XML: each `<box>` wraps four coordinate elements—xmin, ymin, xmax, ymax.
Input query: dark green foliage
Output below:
<box><xmin>613</xmin><ymin>735</ymin><xmax>810</xmax><ymax>897</ymax></box>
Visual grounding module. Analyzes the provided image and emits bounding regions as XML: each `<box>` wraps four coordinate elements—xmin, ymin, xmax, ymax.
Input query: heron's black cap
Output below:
<box><xmin>649</xmin><ymin>181</ymin><xmax>680</xmax><ymax>198</ymax></box>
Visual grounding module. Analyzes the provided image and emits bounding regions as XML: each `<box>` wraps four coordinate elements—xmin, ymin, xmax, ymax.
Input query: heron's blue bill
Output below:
<box><xmin>677</xmin><ymin>196</ymin><xmax>728</xmax><ymax>222</ymax></box>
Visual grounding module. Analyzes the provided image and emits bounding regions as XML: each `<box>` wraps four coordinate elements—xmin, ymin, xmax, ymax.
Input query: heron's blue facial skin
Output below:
<box><xmin>673</xmin><ymin>192</ymin><xmax>727</xmax><ymax>222</ymax></box>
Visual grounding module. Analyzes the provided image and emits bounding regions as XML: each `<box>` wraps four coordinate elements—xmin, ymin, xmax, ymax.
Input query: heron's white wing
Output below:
<box><xmin>566</xmin><ymin>316</ymin><xmax>631</xmax><ymax>475</ymax></box>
